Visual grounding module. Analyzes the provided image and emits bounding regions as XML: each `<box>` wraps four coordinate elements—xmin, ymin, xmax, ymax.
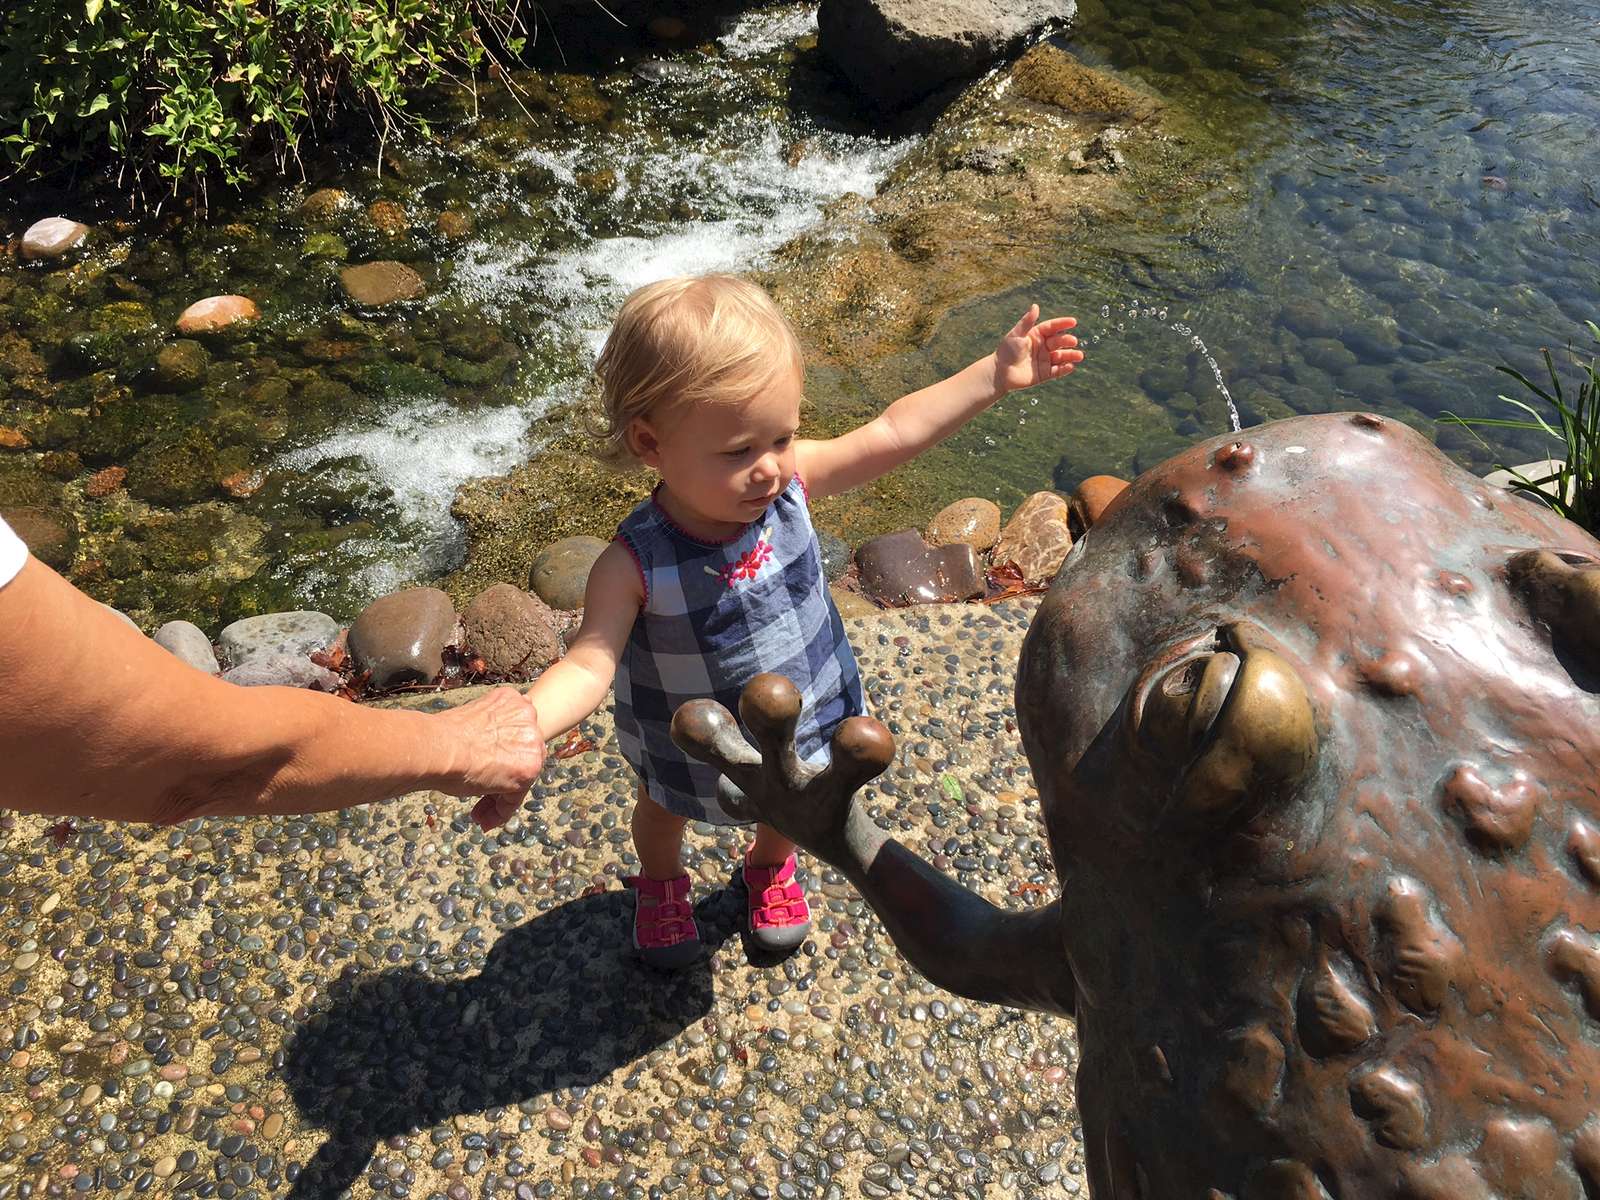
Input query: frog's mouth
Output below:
<box><xmin>1128</xmin><ymin>622</ymin><xmax>1317</xmax><ymax>824</ymax></box>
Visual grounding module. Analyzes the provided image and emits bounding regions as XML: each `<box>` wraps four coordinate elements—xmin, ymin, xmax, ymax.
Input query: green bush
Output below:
<box><xmin>0</xmin><ymin>0</ymin><xmax>529</xmax><ymax>203</ymax></box>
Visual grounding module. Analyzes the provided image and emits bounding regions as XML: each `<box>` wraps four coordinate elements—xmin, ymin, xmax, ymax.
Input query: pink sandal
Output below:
<box><xmin>742</xmin><ymin>852</ymin><xmax>811</xmax><ymax>953</ymax></box>
<box><xmin>627</xmin><ymin>873</ymin><xmax>701</xmax><ymax>969</ymax></box>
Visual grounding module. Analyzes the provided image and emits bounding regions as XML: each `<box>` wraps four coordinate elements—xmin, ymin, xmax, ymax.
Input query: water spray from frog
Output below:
<box><xmin>1088</xmin><ymin>300</ymin><xmax>1243</xmax><ymax>433</ymax></box>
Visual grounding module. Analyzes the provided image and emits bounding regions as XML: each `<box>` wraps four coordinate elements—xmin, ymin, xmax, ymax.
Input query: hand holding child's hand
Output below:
<box><xmin>993</xmin><ymin>305</ymin><xmax>1082</xmax><ymax>394</ymax></box>
<box><xmin>429</xmin><ymin>687</ymin><xmax>547</xmax><ymax>831</ymax></box>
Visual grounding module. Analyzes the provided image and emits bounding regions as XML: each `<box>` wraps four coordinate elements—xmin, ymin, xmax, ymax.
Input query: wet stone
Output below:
<box><xmin>218</xmin><ymin>610</ymin><xmax>339</xmax><ymax>668</ymax></box>
<box><xmin>857</xmin><ymin>529</ymin><xmax>984</xmax><ymax>606</ymax></box>
<box><xmin>175</xmin><ymin>295</ymin><xmax>260</xmax><ymax>334</ymax></box>
<box><xmin>21</xmin><ymin>217</ymin><xmax>90</xmax><ymax>261</ymax></box>
<box><xmin>347</xmin><ymin>586</ymin><xmax>459</xmax><ymax>690</ymax></box>
<box><xmin>529</xmin><ymin>536</ymin><xmax>607</xmax><ymax>611</ymax></box>
<box><xmin>154</xmin><ymin>620</ymin><xmax>221</xmax><ymax>675</ymax></box>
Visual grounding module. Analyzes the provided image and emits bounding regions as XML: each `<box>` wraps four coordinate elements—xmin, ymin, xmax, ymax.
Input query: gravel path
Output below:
<box><xmin>0</xmin><ymin>599</ymin><xmax>1088</xmax><ymax>1200</ymax></box>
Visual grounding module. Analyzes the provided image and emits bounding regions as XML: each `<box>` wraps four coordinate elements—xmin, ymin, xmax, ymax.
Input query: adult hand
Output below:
<box><xmin>994</xmin><ymin>305</ymin><xmax>1081</xmax><ymax>393</ymax></box>
<box><xmin>430</xmin><ymin>687</ymin><xmax>547</xmax><ymax>830</ymax></box>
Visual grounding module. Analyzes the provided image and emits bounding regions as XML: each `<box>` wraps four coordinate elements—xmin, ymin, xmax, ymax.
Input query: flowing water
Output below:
<box><xmin>918</xmin><ymin>0</ymin><xmax>1600</xmax><ymax>501</ymax></box>
<box><xmin>2</xmin><ymin>0</ymin><xmax>1597</xmax><ymax>624</ymax></box>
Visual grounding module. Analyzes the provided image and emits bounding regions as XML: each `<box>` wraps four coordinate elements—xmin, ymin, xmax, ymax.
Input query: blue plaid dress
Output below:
<box><xmin>612</xmin><ymin>475</ymin><xmax>865</xmax><ymax>824</ymax></box>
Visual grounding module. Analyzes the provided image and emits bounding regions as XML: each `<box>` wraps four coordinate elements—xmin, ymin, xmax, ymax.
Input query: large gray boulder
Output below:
<box><xmin>818</xmin><ymin>0</ymin><xmax>1075</xmax><ymax>110</ymax></box>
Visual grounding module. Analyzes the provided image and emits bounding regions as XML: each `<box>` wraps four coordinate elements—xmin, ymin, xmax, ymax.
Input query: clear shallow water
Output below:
<box><xmin>2</xmin><ymin>0</ymin><xmax>1597</xmax><ymax>624</ymax></box>
<box><xmin>918</xmin><ymin>0</ymin><xmax>1600</xmax><ymax>502</ymax></box>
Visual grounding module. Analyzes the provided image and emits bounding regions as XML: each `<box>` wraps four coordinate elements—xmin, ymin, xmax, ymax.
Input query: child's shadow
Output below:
<box><xmin>282</xmin><ymin>885</ymin><xmax>748</xmax><ymax>1199</ymax></box>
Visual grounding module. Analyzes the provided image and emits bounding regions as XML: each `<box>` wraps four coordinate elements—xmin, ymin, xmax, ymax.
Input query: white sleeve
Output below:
<box><xmin>0</xmin><ymin>513</ymin><xmax>27</xmax><ymax>589</ymax></box>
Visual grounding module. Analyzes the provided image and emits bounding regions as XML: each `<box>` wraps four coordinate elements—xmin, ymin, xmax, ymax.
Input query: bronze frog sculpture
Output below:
<box><xmin>672</xmin><ymin>413</ymin><xmax>1600</xmax><ymax>1200</ymax></box>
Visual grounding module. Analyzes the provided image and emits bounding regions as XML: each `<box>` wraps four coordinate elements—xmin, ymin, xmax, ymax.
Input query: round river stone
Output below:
<box><xmin>530</xmin><ymin>536</ymin><xmax>607</xmax><ymax>611</ymax></box>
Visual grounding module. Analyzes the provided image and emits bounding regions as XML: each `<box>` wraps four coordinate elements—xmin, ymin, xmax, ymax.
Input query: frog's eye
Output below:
<box><xmin>1131</xmin><ymin>624</ymin><xmax>1317</xmax><ymax>825</ymax></box>
<box><xmin>1508</xmin><ymin>549</ymin><xmax>1600</xmax><ymax>682</ymax></box>
<box><xmin>1138</xmin><ymin>649</ymin><xmax>1240</xmax><ymax>762</ymax></box>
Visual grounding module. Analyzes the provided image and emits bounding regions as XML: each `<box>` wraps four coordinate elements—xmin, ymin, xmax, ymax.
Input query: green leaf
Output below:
<box><xmin>939</xmin><ymin>775</ymin><xmax>963</xmax><ymax>804</ymax></box>
<box><xmin>86</xmin><ymin>0</ymin><xmax>104</xmax><ymax>20</ymax></box>
<box><xmin>85</xmin><ymin>92</ymin><xmax>111</xmax><ymax>115</ymax></box>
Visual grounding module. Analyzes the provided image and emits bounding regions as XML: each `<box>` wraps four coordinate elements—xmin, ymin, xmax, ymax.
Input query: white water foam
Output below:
<box><xmin>280</xmin><ymin>397</ymin><xmax>545</xmax><ymax>594</ymax></box>
<box><xmin>718</xmin><ymin>6</ymin><xmax>819</xmax><ymax>58</ymax></box>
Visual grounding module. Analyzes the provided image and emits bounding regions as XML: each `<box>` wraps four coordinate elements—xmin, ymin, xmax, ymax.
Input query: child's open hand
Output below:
<box><xmin>994</xmin><ymin>305</ymin><xmax>1082</xmax><ymax>394</ymax></box>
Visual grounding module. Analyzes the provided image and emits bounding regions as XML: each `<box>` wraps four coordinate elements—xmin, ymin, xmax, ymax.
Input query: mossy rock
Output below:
<box><xmin>77</xmin><ymin>400</ymin><xmax>183</xmax><ymax>464</ymax></box>
<box><xmin>0</xmin><ymin>461</ymin><xmax>64</xmax><ymax>508</ymax></box>
<box><xmin>442</xmin><ymin>439</ymin><xmax>651</xmax><ymax>604</ymax></box>
<box><xmin>89</xmin><ymin>301</ymin><xmax>157</xmax><ymax>337</ymax></box>
<box><xmin>301</xmin><ymin>233</ymin><xmax>350</xmax><ymax>262</ymax></box>
<box><xmin>356</xmin><ymin>361</ymin><xmax>445</xmax><ymax>398</ymax></box>
<box><xmin>439</xmin><ymin>356</ymin><xmax>508</xmax><ymax>387</ymax></box>
<box><xmin>0</xmin><ymin>506</ymin><xmax>76</xmax><ymax>570</ymax></box>
<box><xmin>11</xmin><ymin>288</ymin><xmax>70</xmax><ymax>330</ymax></box>
<box><xmin>153</xmin><ymin>340</ymin><xmax>211</xmax><ymax>391</ymax></box>
<box><xmin>127</xmin><ymin>427</ymin><xmax>220</xmax><ymax>506</ymax></box>
<box><xmin>1010</xmin><ymin>45</ymin><xmax>1160</xmax><ymax>118</ymax></box>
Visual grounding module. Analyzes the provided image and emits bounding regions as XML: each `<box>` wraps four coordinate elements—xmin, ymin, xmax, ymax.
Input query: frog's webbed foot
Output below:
<box><xmin>671</xmin><ymin>673</ymin><xmax>894</xmax><ymax>857</ymax></box>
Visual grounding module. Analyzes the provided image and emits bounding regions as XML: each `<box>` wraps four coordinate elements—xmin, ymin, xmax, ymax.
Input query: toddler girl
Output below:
<box><xmin>472</xmin><ymin>274</ymin><xmax>1081</xmax><ymax>967</ymax></box>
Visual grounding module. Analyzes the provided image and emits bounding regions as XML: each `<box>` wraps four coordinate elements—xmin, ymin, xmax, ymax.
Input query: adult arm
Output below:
<box><xmin>0</xmin><ymin>556</ymin><xmax>545</xmax><ymax>823</ymax></box>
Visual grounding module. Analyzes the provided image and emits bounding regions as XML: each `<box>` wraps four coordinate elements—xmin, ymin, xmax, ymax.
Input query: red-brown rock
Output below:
<box><xmin>339</xmin><ymin>261</ymin><xmax>425</xmax><ymax>307</ymax></box>
<box><xmin>176</xmin><ymin>295</ymin><xmax>260</xmax><ymax>334</ymax></box>
<box><xmin>462</xmin><ymin>583</ymin><xmax>561</xmax><ymax>681</ymax></box>
<box><xmin>1067</xmin><ymin>475</ymin><xmax>1129</xmax><ymax>537</ymax></box>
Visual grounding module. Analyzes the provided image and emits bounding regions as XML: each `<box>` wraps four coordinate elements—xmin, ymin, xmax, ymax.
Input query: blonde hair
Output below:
<box><xmin>589</xmin><ymin>274</ymin><xmax>804</xmax><ymax>468</ymax></box>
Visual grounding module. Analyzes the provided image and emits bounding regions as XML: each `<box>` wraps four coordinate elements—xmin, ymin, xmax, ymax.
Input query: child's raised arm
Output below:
<box><xmin>795</xmin><ymin>305</ymin><xmax>1080</xmax><ymax>501</ymax></box>
<box><xmin>470</xmin><ymin>541</ymin><xmax>642</xmax><ymax>830</ymax></box>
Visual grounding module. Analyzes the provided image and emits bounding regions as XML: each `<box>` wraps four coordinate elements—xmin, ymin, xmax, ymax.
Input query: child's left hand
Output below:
<box><xmin>994</xmin><ymin>305</ymin><xmax>1082</xmax><ymax>394</ymax></box>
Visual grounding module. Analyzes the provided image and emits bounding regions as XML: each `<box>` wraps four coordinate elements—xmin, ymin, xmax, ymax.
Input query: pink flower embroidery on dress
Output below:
<box><xmin>707</xmin><ymin>527</ymin><xmax>774</xmax><ymax>588</ymax></box>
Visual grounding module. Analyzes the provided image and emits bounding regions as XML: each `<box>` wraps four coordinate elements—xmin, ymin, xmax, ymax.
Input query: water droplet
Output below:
<box><xmin>1099</xmin><ymin>305</ymin><xmax>1110</xmax><ymax>318</ymax></box>
<box><xmin>1157</xmin><ymin>308</ymin><xmax>1168</xmax><ymax>320</ymax></box>
<box><xmin>1116</xmin><ymin>322</ymin><xmax>1125</xmax><ymax>331</ymax></box>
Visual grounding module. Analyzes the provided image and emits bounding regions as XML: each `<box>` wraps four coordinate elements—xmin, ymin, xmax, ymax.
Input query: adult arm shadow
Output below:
<box><xmin>282</xmin><ymin>889</ymin><xmax>725</xmax><ymax>1199</ymax></box>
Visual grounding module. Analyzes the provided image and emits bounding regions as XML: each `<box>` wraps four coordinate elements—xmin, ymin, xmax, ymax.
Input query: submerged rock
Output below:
<box><xmin>818</xmin><ymin>0</ymin><xmax>1075</xmax><ymax>109</ymax></box>
<box><xmin>153</xmin><ymin>340</ymin><xmax>210</xmax><ymax>391</ymax></box>
<box><xmin>126</xmin><ymin>428</ymin><xmax>219</xmax><ymax>506</ymax></box>
<box><xmin>340</xmin><ymin>261</ymin><xmax>426</xmax><ymax>307</ymax></box>
<box><xmin>299</xmin><ymin>188</ymin><xmax>351</xmax><ymax>224</ymax></box>
<box><xmin>20</xmin><ymin>217</ymin><xmax>89</xmax><ymax>261</ymax></box>
<box><xmin>348</xmin><ymin>587</ymin><xmax>459</xmax><ymax>690</ymax></box>
<box><xmin>0</xmin><ymin>505</ymin><xmax>75</xmax><ymax>570</ymax></box>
